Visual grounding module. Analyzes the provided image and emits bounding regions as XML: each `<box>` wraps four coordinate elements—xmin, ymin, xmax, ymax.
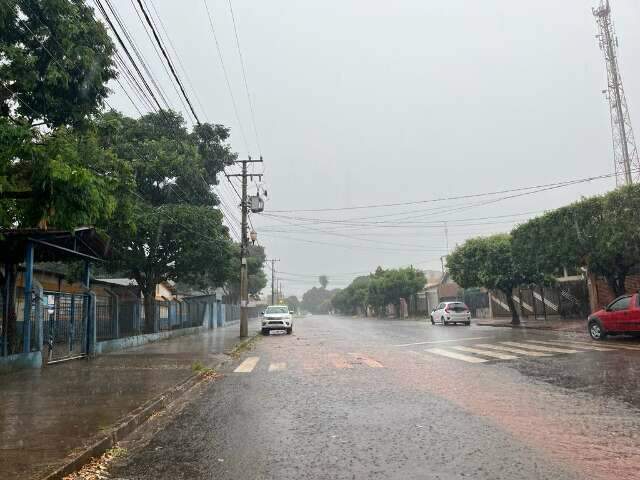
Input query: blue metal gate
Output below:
<box><xmin>44</xmin><ymin>292</ymin><xmax>88</xmax><ymax>363</ymax></box>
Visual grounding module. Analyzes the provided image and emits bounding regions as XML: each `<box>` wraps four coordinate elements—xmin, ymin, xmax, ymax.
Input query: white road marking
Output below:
<box><xmin>525</xmin><ymin>340</ymin><xmax>614</xmax><ymax>352</ymax></box>
<box><xmin>234</xmin><ymin>356</ymin><xmax>260</xmax><ymax>373</ymax></box>
<box><xmin>426</xmin><ymin>348</ymin><xmax>489</xmax><ymax>363</ymax></box>
<box><xmin>348</xmin><ymin>353</ymin><xmax>384</xmax><ymax>368</ymax></box>
<box><xmin>394</xmin><ymin>337</ymin><xmax>490</xmax><ymax>347</ymax></box>
<box><xmin>543</xmin><ymin>339</ymin><xmax>640</xmax><ymax>351</ymax></box>
<box><xmin>451</xmin><ymin>346</ymin><xmax>518</xmax><ymax>360</ymax></box>
<box><xmin>475</xmin><ymin>344</ymin><xmax>553</xmax><ymax>357</ymax></box>
<box><xmin>268</xmin><ymin>362</ymin><xmax>287</xmax><ymax>372</ymax></box>
<box><xmin>500</xmin><ymin>342</ymin><xmax>578</xmax><ymax>354</ymax></box>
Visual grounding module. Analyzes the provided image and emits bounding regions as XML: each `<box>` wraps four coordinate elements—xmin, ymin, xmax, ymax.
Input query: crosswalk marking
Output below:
<box><xmin>348</xmin><ymin>353</ymin><xmax>384</xmax><ymax>368</ymax></box>
<box><xmin>500</xmin><ymin>342</ymin><xmax>578</xmax><ymax>354</ymax></box>
<box><xmin>426</xmin><ymin>348</ymin><xmax>489</xmax><ymax>363</ymax></box>
<box><xmin>546</xmin><ymin>339</ymin><xmax>640</xmax><ymax>351</ymax></box>
<box><xmin>450</xmin><ymin>346</ymin><xmax>517</xmax><ymax>360</ymax></box>
<box><xmin>475</xmin><ymin>344</ymin><xmax>553</xmax><ymax>357</ymax></box>
<box><xmin>268</xmin><ymin>362</ymin><xmax>287</xmax><ymax>372</ymax></box>
<box><xmin>526</xmin><ymin>340</ymin><xmax>614</xmax><ymax>352</ymax></box>
<box><xmin>234</xmin><ymin>356</ymin><xmax>260</xmax><ymax>373</ymax></box>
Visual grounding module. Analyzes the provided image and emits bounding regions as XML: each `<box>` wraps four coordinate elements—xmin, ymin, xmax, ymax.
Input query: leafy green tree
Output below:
<box><xmin>227</xmin><ymin>244</ymin><xmax>268</xmax><ymax>302</ymax></box>
<box><xmin>302</xmin><ymin>286</ymin><xmax>339</xmax><ymax>314</ymax></box>
<box><xmin>332</xmin><ymin>275</ymin><xmax>370</xmax><ymax>315</ymax></box>
<box><xmin>448</xmin><ymin>234</ymin><xmax>525</xmax><ymax>324</ymax></box>
<box><xmin>1</xmin><ymin>0</ymin><xmax>116</xmax><ymax>127</ymax></box>
<box><xmin>318</xmin><ymin>275</ymin><xmax>329</xmax><ymax>289</ymax></box>
<box><xmin>512</xmin><ymin>185</ymin><xmax>640</xmax><ymax>297</ymax></box>
<box><xmin>0</xmin><ymin>1</ymin><xmax>121</xmax><ymax>351</ymax></box>
<box><xmin>96</xmin><ymin>110</ymin><xmax>236</xmax><ymax>332</ymax></box>
<box><xmin>367</xmin><ymin>267</ymin><xmax>426</xmax><ymax>316</ymax></box>
<box><xmin>285</xmin><ymin>295</ymin><xmax>300</xmax><ymax>312</ymax></box>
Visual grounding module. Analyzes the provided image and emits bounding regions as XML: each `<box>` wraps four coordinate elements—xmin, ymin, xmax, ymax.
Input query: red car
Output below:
<box><xmin>588</xmin><ymin>293</ymin><xmax>640</xmax><ymax>340</ymax></box>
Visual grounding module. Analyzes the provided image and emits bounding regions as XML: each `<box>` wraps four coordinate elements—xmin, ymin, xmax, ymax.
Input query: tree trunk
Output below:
<box><xmin>504</xmin><ymin>289</ymin><xmax>520</xmax><ymax>325</ymax></box>
<box><xmin>606</xmin><ymin>274</ymin><xmax>627</xmax><ymax>298</ymax></box>
<box><xmin>142</xmin><ymin>289</ymin><xmax>156</xmax><ymax>334</ymax></box>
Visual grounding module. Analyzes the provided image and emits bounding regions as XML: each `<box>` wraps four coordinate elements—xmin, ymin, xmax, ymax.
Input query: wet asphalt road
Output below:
<box><xmin>108</xmin><ymin>316</ymin><xmax>640</xmax><ymax>480</ymax></box>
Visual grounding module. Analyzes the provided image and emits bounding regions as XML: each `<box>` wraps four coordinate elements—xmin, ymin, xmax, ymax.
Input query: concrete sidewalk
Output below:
<box><xmin>476</xmin><ymin>317</ymin><xmax>587</xmax><ymax>334</ymax></box>
<box><xmin>0</xmin><ymin>319</ymin><xmax>260</xmax><ymax>480</ymax></box>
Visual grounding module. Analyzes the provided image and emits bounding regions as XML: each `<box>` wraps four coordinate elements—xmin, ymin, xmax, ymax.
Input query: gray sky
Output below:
<box><xmin>107</xmin><ymin>0</ymin><xmax>640</xmax><ymax>297</ymax></box>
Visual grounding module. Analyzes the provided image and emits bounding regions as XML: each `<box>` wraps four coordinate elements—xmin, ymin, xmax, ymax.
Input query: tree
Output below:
<box><xmin>227</xmin><ymin>244</ymin><xmax>268</xmax><ymax>302</ymax></box>
<box><xmin>285</xmin><ymin>296</ymin><xmax>300</xmax><ymax>312</ymax></box>
<box><xmin>447</xmin><ymin>234</ymin><xmax>525</xmax><ymax>324</ymax></box>
<box><xmin>302</xmin><ymin>286</ymin><xmax>339</xmax><ymax>314</ymax></box>
<box><xmin>512</xmin><ymin>185</ymin><xmax>640</xmax><ymax>297</ymax></box>
<box><xmin>367</xmin><ymin>267</ymin><xmax>426</xmax><ymax>316</ymax></box>
<box><xmin>332</xmin><ymin>276</ymin><xmax>370</xmax><ymax>315</ymax></box>
<box><xmin>96</xmin><ymin>110</ymin><xmax>236</xmax><ymax>332</ymax></box>
<box><xmin>318</xmin><ymin>275</ymin><xmax>329</xmax><ymax>289</ymax></box>
<box><xmin>0</xmin><ymin>1</ymin><xmax>122</xmax><ymax>352</ymax></box>
<box><xmin>1</xmin><ymin>0</ymin><xmax>116</xmax><ymax>127</ymax></box>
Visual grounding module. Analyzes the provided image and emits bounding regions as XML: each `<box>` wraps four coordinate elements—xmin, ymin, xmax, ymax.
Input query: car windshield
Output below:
<box><xmin>266</xmin><ymin>306</ymin><xmax>289</xmax><ymax>314</ymax></box>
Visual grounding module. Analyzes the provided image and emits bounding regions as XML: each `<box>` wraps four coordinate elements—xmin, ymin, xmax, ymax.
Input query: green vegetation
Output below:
<box><xmin>0</xmin><ymin>0</ymin><xmax>267</xmax><ymax>347</ymax></box>
<box><xmin>95</xmin><ymin>110</ymin><xmax>236</xmax><ymax>332</ymax></box>
<box><xmin>447</xmin><ymin>234</ymin><xmax>526</xmax><ymax>324</ymax></box>
<box><xmin>448</xmin><ymin>184</ymin><xmax>640</xmax><ymax>323</ymax></box>
<box><xmin>332</xmin><ymin>267</ymin><xmax>426</xmax><ymax>317</ymax></box>
<box><xmin>512</xmin><ymin>185</ymin><xmax>640</xmax><ymax>297</ymax></box>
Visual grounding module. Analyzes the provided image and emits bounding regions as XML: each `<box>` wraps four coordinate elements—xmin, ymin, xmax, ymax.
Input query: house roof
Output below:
<box><xmin>95</xmin><ymin>278</ymin><xmax>139</xmax><ymax>287</ymax></box>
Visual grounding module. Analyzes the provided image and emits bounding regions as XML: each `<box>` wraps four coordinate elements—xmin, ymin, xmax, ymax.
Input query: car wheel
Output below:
<box><xmin>262</xmin><ymin>328</ymin><xmax>270</xmax><ymax>336</ymax></box>
<box><xmin>588</xmin><ymin>319</ymin><xmax>607</xmax><ymax>341</ymax></box>
<box><xmin>464</xmin><ymin>321</ymin><xmax>471</xmax><ymax>326</ymax></box>
<box><xmin>286</xmin><ymin>327</ymin><xmax>293</xmax><ymax>335</ymax></box>
<box><xmin>441</xmin><ymin>316</ymin><xmax>447</xmax><ymax>326</ymax></box>
<box><xmin>430</xmin><ymin>316</ymin><xmax>435</xmax><ymax>325</ymax></box>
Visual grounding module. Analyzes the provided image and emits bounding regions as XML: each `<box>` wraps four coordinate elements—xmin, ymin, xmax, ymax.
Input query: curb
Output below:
<box><xmin>476</xmin><ymin>323</ymin><xmax>553</xmax><ymax>330</ymax></box>
<box><xmin>41</xmin><ymin>332</ymin><xmax>258</xmax><ymax>480</ymax></box>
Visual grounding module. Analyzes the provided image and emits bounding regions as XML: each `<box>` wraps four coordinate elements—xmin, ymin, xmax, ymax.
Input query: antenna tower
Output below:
<box><xmin>593</xmin><ymin>0</ymin><xmax>639</xmax><ymax>185</ymax></box>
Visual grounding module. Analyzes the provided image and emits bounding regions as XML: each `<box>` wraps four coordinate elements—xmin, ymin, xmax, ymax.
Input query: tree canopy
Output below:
<box><xmin>512</xmin><ymin>185</ymin><xmax>640</xmax><ymax>297</ymax></box>
<box><xmin>95</xmin><ymin>110</ymin><xmax>237</xmax><ymax>331</ymax></box>
<box><xmin>447</xmin><ymin>234</ymin><xmax>524</xmax><ymax>324</ymax></box>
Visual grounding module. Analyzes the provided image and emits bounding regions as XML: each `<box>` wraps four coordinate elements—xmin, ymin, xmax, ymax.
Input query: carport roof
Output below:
<box><xmin>0</xmin><ymin>227</ymin><xmax>110</xmax><ymax>263</ymax></box>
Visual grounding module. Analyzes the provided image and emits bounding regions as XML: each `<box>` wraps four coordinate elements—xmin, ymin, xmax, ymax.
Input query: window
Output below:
<box><xmin>609</xmin><ymin>296</ymin><xmax>631</xmax><ymax>311</ymax></box>
<box><xmin>266</xmin><ymin>306</ymin><xmax>289</xmax><ymax>314</ymax></box>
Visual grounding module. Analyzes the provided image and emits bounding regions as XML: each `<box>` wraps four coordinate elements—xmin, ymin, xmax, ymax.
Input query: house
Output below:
<box><xmin>95</xmin><ymin>278</ymin><xmax>178</xmax><ymax>301</ymax></box>
<box><xmin>424</xmin><ymin>272</ymin><xmax>462</xmax><ymax>312</ymax></box>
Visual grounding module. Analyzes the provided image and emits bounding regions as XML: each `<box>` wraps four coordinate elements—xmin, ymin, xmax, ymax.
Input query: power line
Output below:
<box><xmin>267</xmin><ymin>170</ymin><xmax>622</xmax><ymax>213</ymax></box>
<box><xmin>94</xmin><ymin>0</ymin><xmax>166</xmax><ymax>113</ymax></box>
<box><xmin>148</xmin><ymin>0</ymin><xmax>209</xmax><ymax>122</ymax></box>
<box><xmin>135</xmin><ymin>0</ymin><xmax>201</xmax><ymax>124</ymax></box>
<box><xmin>227</xmin><ymin>0</ymin><xmax>261</xmax><ymax>154</ymax></box>
<box><xmin>202</xmin><ymin>0</ymin><xmax>251</xmax><ymax>155</ymax></box>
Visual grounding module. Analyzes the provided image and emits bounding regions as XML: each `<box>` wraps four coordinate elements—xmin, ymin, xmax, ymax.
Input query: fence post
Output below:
<box><xmin>114</xmin><ymin>295</ymin><xmax>120</xmax><ymax>338</ymax></box>
<box><xmin>86</xmin><ymin>292</ymin><xmax>97</xmax><ymax>354</ymax></box>
<box><xmin>22</xmin><ymin>241</ymin><xmax>34</xmax><ymax>353</ymax></box>
<box><xmin>34</xmin><ymin>284</ymin><xmax>44</xmax><ymax>353</ymax></box>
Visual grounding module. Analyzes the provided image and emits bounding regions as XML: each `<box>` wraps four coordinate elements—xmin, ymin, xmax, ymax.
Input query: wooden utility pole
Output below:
<box><xmin>267</xmin><ymin>259</ymin><xmax>280</xmax><ymax>305</ymax></box>
<box><xmin>227</xmin><ymin>157</ymin><xmax>263</xmax><ymax>337</ymax></box>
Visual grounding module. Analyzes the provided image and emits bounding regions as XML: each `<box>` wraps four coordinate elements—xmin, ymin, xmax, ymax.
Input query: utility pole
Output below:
<box><xmin>593</xmin><ymin>0</ymin><xmax>639</xmax><ymax>185</ymax></box>
<box><xmin>266</xmin><ymin>259</ymin><xmax>280</xmax><ymax>305</ymax></box>
<box><xmin>227</xmin><ymin>156</ymin><xmax>263</xmax><ymax>337</ymax></box>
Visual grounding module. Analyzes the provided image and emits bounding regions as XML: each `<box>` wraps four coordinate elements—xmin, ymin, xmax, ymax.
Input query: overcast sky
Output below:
<box><xmin>107</xmin><ymin>0</ymin><xmax>640</xmax><ymax>297</ymax></box>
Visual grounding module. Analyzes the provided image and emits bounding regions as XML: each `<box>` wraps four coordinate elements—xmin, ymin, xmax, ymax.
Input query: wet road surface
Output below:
<box><xmin>108</xmin><ymin>315</ymin><xmax>640</xmax><ymax>480</ymax></box>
